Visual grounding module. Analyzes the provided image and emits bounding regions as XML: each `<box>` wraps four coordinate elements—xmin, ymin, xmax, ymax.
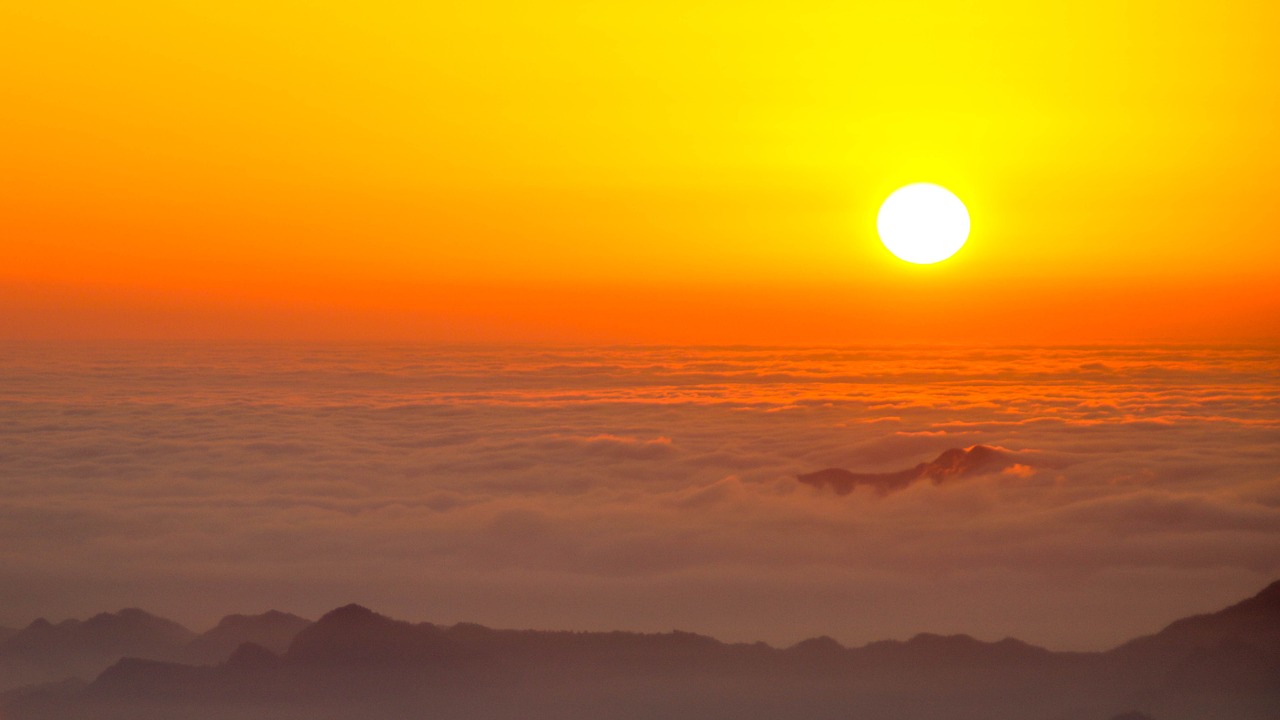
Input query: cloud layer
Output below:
<box><xmin>0</xmin><ymin>344</ymin><xmax>1277</xmax><ymax>650</ymax></box>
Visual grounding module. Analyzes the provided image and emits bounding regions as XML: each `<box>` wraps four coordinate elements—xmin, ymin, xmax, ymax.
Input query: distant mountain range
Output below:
<box><xmin>0</xmin><ymin>608</ymin><xmax>309</xmax><ymax>691</ymax></box>
<box><xmin>798</xmin><ymin>444</ymin><xmax>1022</xmax><ymax>495</ymax></box>
<box><xmin>3</xmin><ymin>581</ymin><xmax>1278</xmax><ymax>720</ymax></box>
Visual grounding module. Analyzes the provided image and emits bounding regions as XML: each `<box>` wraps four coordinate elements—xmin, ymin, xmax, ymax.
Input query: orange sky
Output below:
<box><xmin>2</xmin><ymin>1</ymin><xmax>1278</xmax><ymax>343</ymax></box>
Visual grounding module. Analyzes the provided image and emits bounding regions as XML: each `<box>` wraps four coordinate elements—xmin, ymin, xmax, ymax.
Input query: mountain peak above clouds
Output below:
<box><xmin>798</xmin><ymin>445</ymin><xmax>1021</xmax><ymax>496</ymax></box>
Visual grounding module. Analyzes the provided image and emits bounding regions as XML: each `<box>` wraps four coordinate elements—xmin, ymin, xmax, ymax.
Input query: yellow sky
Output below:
<box><xmin>1</xmin><ymin>1</ymin><xmax>1277</xmax><ymax>342</ymax></box>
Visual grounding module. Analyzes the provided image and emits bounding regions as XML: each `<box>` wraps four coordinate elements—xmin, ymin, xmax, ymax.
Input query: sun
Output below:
<box><xmin>876</xmin><ymin>183</ymin><xmax>971</xmax><ymax>264</ymax></box>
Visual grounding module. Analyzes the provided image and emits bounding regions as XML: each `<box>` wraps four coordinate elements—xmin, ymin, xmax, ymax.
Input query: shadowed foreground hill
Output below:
<box><xmin>4</xmin><ymin>582</ymin><xmax>1279</xmax><ymax>720</ymax></box>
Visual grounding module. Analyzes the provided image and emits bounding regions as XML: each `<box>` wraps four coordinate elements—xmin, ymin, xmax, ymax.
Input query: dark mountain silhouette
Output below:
<box><xmin>0</xmin><ymin>608</ymin><xmax>195</xmax><ymax>691</ymax></box>
<box><xmin>182</xmin><ymin>610</ymin><xmax>310</xmax><ymax>665</ymax></box>
<box><xmin>4</xmin><ymin>581</ymin><xmax>1279</xmax><ymax>720</ymax></box>
<box><xmin>0</xmin><ymin>608</ymin><xmax>312</xmax><ymax>692</ymax></box>
<box><xmin>1112</xmin><ymin>579</ymin><xmax>1280</xmax><ymax>659</ymax></box>
<box><xmin>1102</xmin><ymin>580</ymin><xmax>1280</xmax><ymax>715</ymax></box>
<box><xmin>858</xmin><ymin>631</ymin><xmax>1058</xmax><ymax>667</ymax></box>
<box><xmin>799</xmin><ymin>444</ymin><xmax>1019</xmax><ymax>495</ymax></box>
<box><xmin>283</xmin><ymin>603</ymin><xmax>465</xmax><ymax>667</ymax></box>
<box><xmin>786</xmin><ymin>634</ymin><xmax>845</xmax><ymax>658</ymax></box>
<box><xmin>0</xmin><ymin>608</ymin><xmax>195</xmax><ymax>658</ymax></box>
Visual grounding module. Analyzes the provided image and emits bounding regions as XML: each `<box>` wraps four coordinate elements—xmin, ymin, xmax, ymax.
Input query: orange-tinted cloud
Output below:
<box><xmin>2</xmin><ymin>344</ymin><xmax>1277</xmax><ymax>651</ymax></box>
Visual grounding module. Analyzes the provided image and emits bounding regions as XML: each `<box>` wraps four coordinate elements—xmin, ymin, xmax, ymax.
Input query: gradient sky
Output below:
<box><xmin>2</xmin><ymin>1</ymin><xmax>1278</xmax><ymax>343</ymax></box>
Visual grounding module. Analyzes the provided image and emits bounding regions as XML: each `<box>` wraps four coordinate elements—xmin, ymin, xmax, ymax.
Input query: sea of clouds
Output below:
<box><xmin>0</xmin><ymin>343</ymin><xmax>1277</xmax><ymax>650</ymax></box>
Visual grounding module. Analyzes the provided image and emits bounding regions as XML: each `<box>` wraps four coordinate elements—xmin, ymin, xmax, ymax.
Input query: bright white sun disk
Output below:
<box><xmin>876</xmin><ymin>183</ymin><xmax>970</xmax><ymax>264</ymax></box>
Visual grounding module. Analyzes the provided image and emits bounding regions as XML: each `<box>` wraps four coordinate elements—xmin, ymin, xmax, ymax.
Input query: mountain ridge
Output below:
<box><xmin>0</xmin><ymin>608</ymin><xmax>312</xmax><ymax>692</ymax></box>
<box><xmin>3</xmin><ymin>581</ymin><xmax>1278</xmax><ymax>720</ymax></box>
